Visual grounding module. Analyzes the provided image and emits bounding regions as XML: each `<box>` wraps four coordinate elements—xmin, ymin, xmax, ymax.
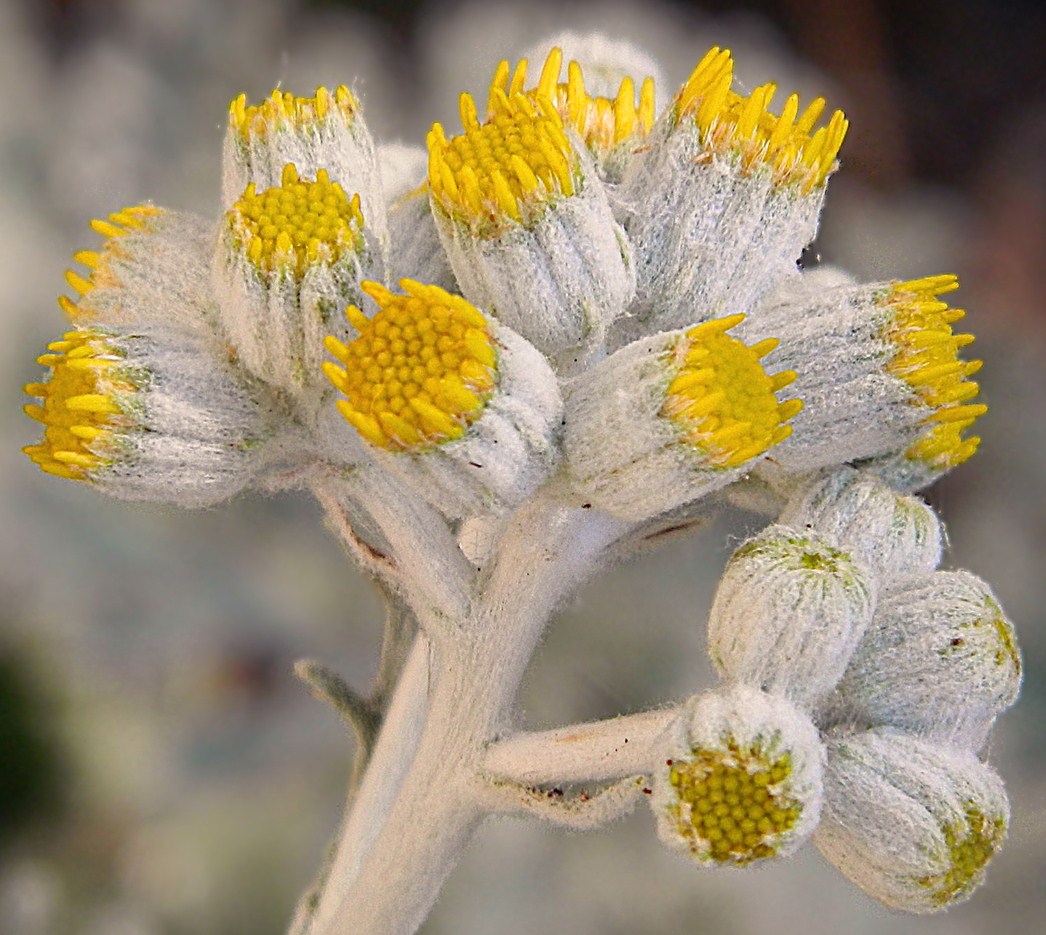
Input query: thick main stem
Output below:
<box><xmin>310</xmin><ymin>489</ymin><xmax>632</xmax><ymax>935</ymax></box>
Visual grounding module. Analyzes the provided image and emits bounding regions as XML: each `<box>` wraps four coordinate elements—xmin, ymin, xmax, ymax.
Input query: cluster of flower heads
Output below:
<box><xmin>23</xmin><ymin>33</ymin><xmax>1014</xmax><ymax>911</ymax></box>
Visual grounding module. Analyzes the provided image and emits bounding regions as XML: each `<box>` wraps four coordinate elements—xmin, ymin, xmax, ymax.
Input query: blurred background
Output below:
<box><xmin>1</xmin><ymin>0</ymin><xmax>1044</xmax><ymax>933</ymax></box>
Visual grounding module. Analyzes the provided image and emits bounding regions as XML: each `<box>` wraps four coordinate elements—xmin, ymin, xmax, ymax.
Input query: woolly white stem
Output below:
<box><xmin>479</xmin><ymin>774</ymin><xmax>648</xmax><ymax>830</ymax></box>
<box><xmin>482</xmin><ymin>708</ymin><xmax>681</xmax><ymax>785</ymax></box>
<box><xmin>310</xmin><ymin>489</ymin><xmax>634</xmax><ymax>935</ymax></box>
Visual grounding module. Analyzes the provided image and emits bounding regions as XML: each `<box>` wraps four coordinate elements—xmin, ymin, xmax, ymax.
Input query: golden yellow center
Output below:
<box><xmin>427</xmin><ymin>90</ymin><xmax>576</xmax><ymax>234</ymax></box>
<box><xmin>668</xmin><ymin>742</ymin><xmax>801</xmax><ymax>865</ymax></box>
<box><xmin>674</xmin><ymin>46</ymin><xmax>848</xmax><ymax>191</ymax></box>
<box><xmin>917</xmin><ymin>806</ymin><xmax>1005</xmax><ymax>906</ymax></box>
<box><xmin>228</xmin><ymin>164</ymin><xmax>364</xmax><ymax>277</ymax></box>
<box><xmin>882</xmin><ymin>275</ymin><xmax>985</xmax><ymax>470</ymax></box>
<box><xmin>488</xmin><ymin>48</ymin><xmax>656</xmax><ymax>156</ymax></box>
<box><xmin>325</xmin><ymin>280</ymin><xmax>498</xmax><ymax>452</ymax></box>
<box><xmin>59</xmin><ymin>205</ymin><xmax>161</xmax><ymax>320</ymax></box>
<box><xmin>23</xmin><ymin>330</ymin><xmax>132</xmax><ymax>481</ymax></box>
<box><xmin>660</xmin><ymin>314</ymin><xmax>802</xmax><ymax>469</ymax></box>
<box><xmin>228</xmin><ymin>85</ymin><xmax>357</xmax><ymax>137</ymax></box>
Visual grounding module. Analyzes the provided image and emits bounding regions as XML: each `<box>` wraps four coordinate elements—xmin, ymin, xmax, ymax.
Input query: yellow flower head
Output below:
<box><xmin>325</xmin><ymin>280</ymin><xmax>498</xmax><ymax>452</ymax></box>
<box><xmin>23</xmin><ymin>330</ymin><xmax>132</xmax><ymax>480</ymax></box>
<box><xmin>882</xmin><ymin>275</ymin><xmax>985</xmax><ymax>471</ymax></box>
<box><xmin>226</xmin><ymin>163</ymin><xmax>364</xmax><ymax>278</ymax></box>
<box><xmin>661</xmin><ymin>315</ymin><xmax>802</xmax><ymax>469</ymax></box>
<box><xmin>228</xmin><ymin>85</ymin><xmax>357</xmax><ymax>139</ymax></box>
<box><xmin>427</xmin><ymin>90</ymin><xmax>577</xmax><ymax>236</ymax></box>
<box><xmin>675</xmin><ymin>46</ymin><xmax>848</xmax><ymax>191</ymax></box>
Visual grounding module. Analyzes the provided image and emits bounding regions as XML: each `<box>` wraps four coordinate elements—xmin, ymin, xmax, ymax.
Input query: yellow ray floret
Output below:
<box><xmin>667</xmin><ymin>741</ymin><xmax>802</xmax><ymax>865</ymax></box>
<box><xmin>325</xmin><ymin>280</ymin><xmax>498</xmax><ymax>452</ymax></box>
<box><xmin>883</xmin><ymin>275</ymin><xmax>985</xmax><ymax>471</ymax></box>
<box><xmin>427</xmin><ymin>90</ymin><xmax>577</xmax><ymax>234</ymax></box>
<box><xmin>487</xmin><ymin>48</ymin><xmax>656</xmax><ymax>156</ymax></box>
<box><xmin>228</xmin><ymin>164</ymin><xmax>364</xmax><ymax>278</ymax></box>
<box><xmin>58</xmin><ymin>204</ymin><xmax>161</xmax><ymax>320</ymax></box>
<box><xmin>675</xmin><ymin>46</ymin><xmax>848</xmax><ymax>192</ymax></box>
<box><xmin>661</xmin><ymin>315</ymin><xmax>801</xmax><ymax>469</ymax></box>
<box><xmin>22</xmin><ymin>330</ymin><xmax>133</xmax><ymax>481</ymax></box>
<box><xmin>916</xmin><ymin>805</ymin><xmax>1005</xmax><ymax>907</ymax></box>
<box><xmin>228</xmin><ymin>85</ymin><xmax>357</xmax><ymax>137</ymax></box>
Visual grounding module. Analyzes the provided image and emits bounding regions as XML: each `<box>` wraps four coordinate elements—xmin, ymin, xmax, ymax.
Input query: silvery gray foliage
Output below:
<box><xmin>22</xmin><ymin>30</ymin><xmax>1016</xmax><ymax>935</ymax></box>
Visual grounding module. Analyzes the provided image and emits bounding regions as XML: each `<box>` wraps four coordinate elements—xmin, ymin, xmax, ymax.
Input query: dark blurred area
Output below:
<box><xmin>1</xmin><ymin>1</ymin><xmax>1043</xmax><ymax>933</ymax></box>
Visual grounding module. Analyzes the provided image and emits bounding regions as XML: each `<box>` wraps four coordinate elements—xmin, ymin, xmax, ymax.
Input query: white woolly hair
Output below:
<box><xmin>778</xmin><ymin>466</ymin><xmax>943</xmax><ymax>582</ymax></box>
<box><xmin>619</xmin><ymin>121</ymin><xmax>824</xmax><ymax>334</ymax></box>
<box><xmin>833</xmin><ymin>571</ymin><xmax>1021</xmax><ymax>749</ymax></box>
<box><xmin>816</xmin><ymin>727</ymin><xmax>1009</xmax><ymax>913</ymax></box>
<box><xmin>563</xmin><ymin>329</ymin><xmax>752</xmax><ymax>522</ymax></box>
<box><xmin>740</xmin><ymin>279</ymin><xmax>934</xmax><ymax>472</ymax></box>
<box><xmin>76</xmin><ymin>210</ymin><xmax>219</xmax><ymax>335</ymax></box>
<box><xmin>431</xmin><ymin>148</ymin><xmax>635</xmax><ymax>364</ymax></box>
<box><xmin>363</xmin><ymin>322</ymin><xmax>563</xmax><ymax>519</ymax></box>
<box><xmin>651</xmin><ymin>685</ymin><xmax>824</xmax><ymax>864</ymax></box>
<box><xmin>221</xmin><ymin>96</ymin><xmax>388</xmax><ymax>261</ymax></box>
<box><xmin>387</xmin><ymin>185</ymin><xmax>458</xmax><ymax>291</ymax></box>
<box><xmin>89</xmin><ymin>326</ymin><xmax>277</xmax><ymax>507</ymax></box>
<box><xmin>707</xmin><ymin>524</ymin><xmax>875</xmax><ymax>708</ymax></box>
<box><xmin>212</xmin><ymin>226</ymin><xmax>377</xmax><ymax>410</ymax></box>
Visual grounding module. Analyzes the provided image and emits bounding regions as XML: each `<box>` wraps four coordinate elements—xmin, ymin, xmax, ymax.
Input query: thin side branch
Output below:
<box><xmin>311</xmin><ymin>475</ymin><xmax>402</xmax><ymax>585</ymax></box>
<box><xmin>294</xmin><ymin>658</ymin><xmax>381</xmax><ymax>753</ymax></box>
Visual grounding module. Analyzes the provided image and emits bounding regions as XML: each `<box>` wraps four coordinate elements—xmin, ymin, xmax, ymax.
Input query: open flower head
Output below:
<box><xmin>326</xmin><ymin>280</ymin><xmax>561</xmax><ymax>516</ymax></box>
<box><xmin>653</xmin><ymin>686</ymin><xmax>823</xmax><ymax>866</ymax></box>
<box><xmin>565</xmin><ymin>315</ymin><xmax>800</xmax><ymax>520</ymax></box>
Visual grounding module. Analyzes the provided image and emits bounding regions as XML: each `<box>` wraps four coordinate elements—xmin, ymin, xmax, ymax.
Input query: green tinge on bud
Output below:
<box><xmin>652</xmin><ymin>686</ymin><xmax>823</xmax><ymax>866</ymax></box>
<box><xmin>427</xmin><ymin>90</ymin><xmax>634</xmax><ymax>362</ymax></box>
<box><xmin>58</xmin><ymin>207</ymin><xmax>217</xmax><ymax>333</ymax></box>
<box><xmin>834</xmin><ymin>571</ymin><xmax>1021</xmax><ymax>746</ymax></box>
<box><xmin>324</xmin><ymin>280</ymin><xmax>562</xmax><ymax>517</ymax></box>
<box><xmin>620</xmin><ymin>46</ymin><xmax>846</xmax><ymax>333</ymax></box>
<box><xmin>816</xmin><ymin>728</ymin><xmax>1009</xmax><ymax>912</ymax></box>
<box><xmin>779</xmin><ymin>467</ymin><xmax>942</xmax><ymax>582</ymax></box>
<box><xmin>708</xmin><ymin>524</ymin><xmax>875</xmax><ymax>707</ymax></box>
<box><xmin>565</xmin><ymin>316</ymin><xmax>800</xmax><ymax>521</ymax></box>
<box><xmin>741</xmin><ymin>274</ymin><xmax>983</xmax><ymax>478</ymax></box>
<box><xmin>222</xmin><ymin>86</ymin><xmax>387</xmax><ymax>255</ymax></box>
<box><xmin>23</xmin><ymin>326</ymin><xmax>273</xmax><ymax>506</ymax></box>
<box><xmin>214</xmin><ymin>164</ymin><xmax>377</xmax><ymax>403</ymax></box>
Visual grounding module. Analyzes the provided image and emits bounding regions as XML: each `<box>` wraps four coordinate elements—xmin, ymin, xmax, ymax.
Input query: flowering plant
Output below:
<box><xmin>24</xmin><ymin>34</ymin><xmax>1018</xmax><ymax>935</ymax></box>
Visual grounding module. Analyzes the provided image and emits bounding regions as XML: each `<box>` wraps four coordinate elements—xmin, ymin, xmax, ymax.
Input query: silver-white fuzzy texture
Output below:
<box><xmin>778</xmin><ymin>466</ymin><xmax>943</xmax><ymax>581</ymax></box>
<box><xmin>707</xmin><ymin>524</ymin><xmax>875</xmax><ymax>707</ymax></box>
<box><xmin>816</xmin><ymin>728</ymin><xmax>1009</xmax><ymax>913</ymax></box>
<box><xmin>651</xmin><ymin>685</ymin><xmax>824</xmax><ymax>865</ymax></box>
<box><xmin>833</xmin><ymin>570</ymin><xmax>1021</xmax><ymax>747</ymax></box>
<box><xmin>431</xmin><ymin>153</ymin><xmax>635</xmax><ymax>363</ymax></box>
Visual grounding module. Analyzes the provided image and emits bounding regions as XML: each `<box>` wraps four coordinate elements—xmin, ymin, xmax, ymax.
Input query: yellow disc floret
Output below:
<box><xmin>58</xmin><ymin>205</ymin><xmax>161</xmax><ymax>320</ymax></box>
<box><xmin>228</xmin><ymin>85</ymin><xmax>357</xmax><ymax>137</ymax></box>
<box><xmin>882</xmin><ymin>275</ymin><xmax>985</xmax><ymax>471</ymax></box>
<box><xmin>667</xmin><ymin>741</ymin><xmax>802</xmax><ymax>865</ymax></box>
<box><xmin>427</xmin><ymin>90</ymin><xmax>577</xmax><ymax>235</ymax></box>
<box><xmin>22</xmin><ymin>330</ymin><xmax>133</xmax><ymax>481</ymax></box>
<box><xmin>487</xmin><ymin>48</ymin><xmax>656</xmax><ymax>157</ymax></box>
<box><xmin>325</xmin><ymin>280</ymin><xmax>498</xmax><ymax>452</ymax></box>
<box><xmin>661</xmin><ymin>314</ymin><xmax>802</xmax><ymax>469</ymax></box>
<box><xmin>674</xmin><ymin>46</ymin><xmax>848</xmax><ymax>192</ymax></box>
<box><xmin>916</xmin><ymin>806</ymin><xmax>1006</xmax><ymax>906</ymax></box>
<box><xmin>227</xmin><ymin>164</ymin><xmax>364</xmax><ymax>278</ymax></box>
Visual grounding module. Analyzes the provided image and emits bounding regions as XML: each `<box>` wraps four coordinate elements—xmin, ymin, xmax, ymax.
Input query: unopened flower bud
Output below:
<box><xmin>835</xmin><ymin>571</ymin><xmax>1021</xmax><ymax>746</ymax></box>
<box><xmin>708</xmin><ymin>525</ymin><xmax>874</xmax><ymax>706</ymax></box>
<box><xmin>214</xmin><ymin>164</ymin><xmax>376</xmax><ymax>403</ymax></box>
<box><xmin>779</xmin><ymin>467</ymin><xmax>942</xmax><ymax>581</ymax></box>
<box><xmin>816</xmin><ymin>728</ymin><xmax>1008</xmax><ymax>912</ymax></box>
<box><xmin>427</xmin><ymin>87</ymin><xmax>634</xmax><ymax>362</ymax></box>
<box><xmin>621</xmin><ymin>46</ymin><xmax>847</xmax><ymax>332</ymax></box>
<box><xmin>324</xmin><ymin>279</ymin><xmax>561</xmax><ymax>516</ymax></box>
<box><xmin>23</xmin><ymin>326</ymin><xmax>273</xmax><ymax>505</ymax></box>
<box><xmin>652</xmin><ymin>685</ymin><xmax>823</xmax><ymax>866</ymax></box>
<box><xmin>565</xmin><ymin>315</ymin><xmax>801</xmax><ymax>521</ymax></box>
